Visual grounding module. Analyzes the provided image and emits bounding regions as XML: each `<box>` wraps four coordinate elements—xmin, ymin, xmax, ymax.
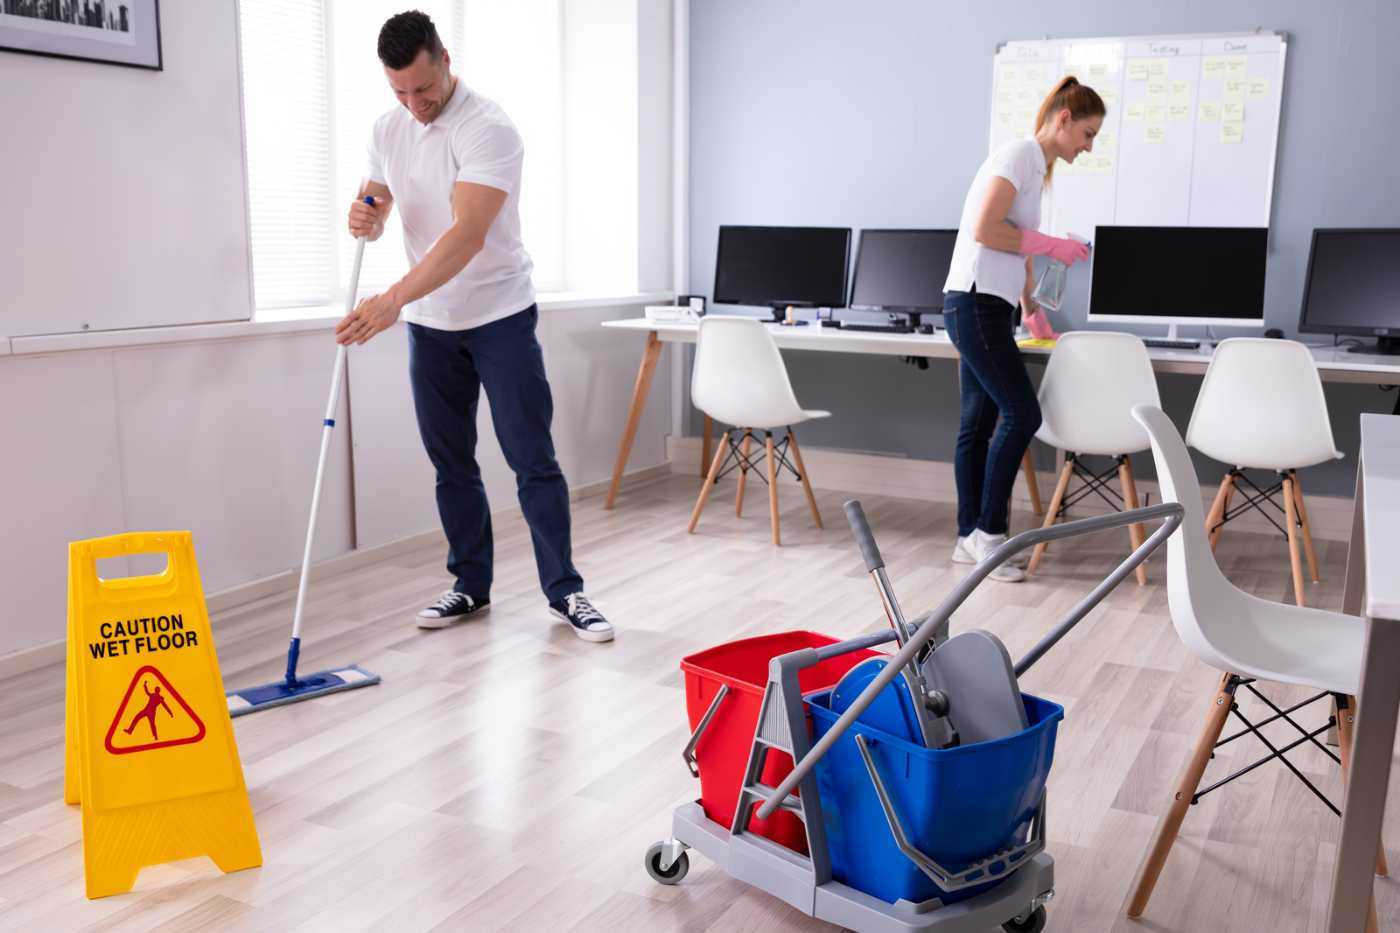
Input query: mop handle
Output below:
<box><xmin>287</xmin><ymin>201</ymin><xmax>373</xmax><ymax>666</ymax></box>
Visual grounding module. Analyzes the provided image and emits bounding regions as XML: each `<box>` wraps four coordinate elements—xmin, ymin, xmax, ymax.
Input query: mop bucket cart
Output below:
<box><xmin>646</xmin><ymin>501</ymin><xmax>1184</xmax><ymax>933</ymax></box>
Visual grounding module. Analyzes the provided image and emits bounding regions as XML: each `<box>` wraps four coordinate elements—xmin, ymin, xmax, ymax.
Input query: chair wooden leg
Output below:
<box><xmin>1127</xmin><ymin>673</ymin><xmax>1237</xmax><ymax>918</ymax></box>
<box><xmin>787</xmin><ymin>429</ymin><xmax>823</xmax><ymax>529</ymax></box>
<box><xmin>1337</xmin><ymin>695</ymin><xmax>1383</xmax><ymax>932</ymax></box>
<box><xmin>701</xmin><ymin>416</ymin><xmax>714</xmax><ymax>478</ymax></box>
<box><xmin>1205</xmin><ymin>472</ymin><xmax>1234</xmax><ymax>552</ymax></box>
<box><xmin>1290</xmin><ymin>470</ymin><xmax>1322</xmax><ymax>584</ymax></box>
<box><xmin>765</xmin><ymin>433</ymin><xmax>781</xmax><ymax>546</ymax></box>
<box><xmin>735</xmin><ymin>432</ymin><xmax>752</xmax><ymax>517</ymax></box>
<box><xmin>1021</xmin><ymin>449</ymin><xmax>1044</xmax><ymax>517</ymax></box>
<box><xmin>1027</xmin><ymin>457</ymin><xmax>1074</xmax><ymax>576</ymax></box>
<box><xmin>1281</xmin><ymin>473</ymin><xmax>1307</xmax><ymax>607</ymax></box>
<box><xmin>688</xmin><ymin>434</ymin><xmax>731</xmax><ymax>534</ymax></box>
<box><xmin>1118</xmin><ymin>456</ymin><xmax>1148</xmax><ymax>586</ymax></box>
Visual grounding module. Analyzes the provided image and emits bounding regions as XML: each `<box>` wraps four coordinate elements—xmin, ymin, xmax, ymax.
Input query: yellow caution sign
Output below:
<box><xmin>64</xmin><ymin>531</ymin><xmax>261</xmax><ymax>898</ymax></box>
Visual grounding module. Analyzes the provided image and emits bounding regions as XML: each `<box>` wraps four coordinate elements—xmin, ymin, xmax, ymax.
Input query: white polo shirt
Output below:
<box><xmin>367</xmin><ymin>81</ymin><xmax>536</xmax><ymax>331</ymax></box>
<box><xmin>943</xmin><ymin>137</ymin><xmax>1048</xmax><ymax>308</ymax></box>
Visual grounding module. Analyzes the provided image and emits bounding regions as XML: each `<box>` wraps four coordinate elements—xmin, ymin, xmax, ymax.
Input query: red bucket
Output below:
<box><xmin>680</xmin><ymin>631</ymin><xmax>880</xmax><ymax>853</ymax></box>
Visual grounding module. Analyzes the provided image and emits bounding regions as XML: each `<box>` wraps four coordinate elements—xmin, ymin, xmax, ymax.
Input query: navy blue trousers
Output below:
<box><xmin>942</xmin><ymin>288</ymin><xmax>1042</xmax><ymax>538</ymax></box>
<box><xmin>407</xmin><ymin>307</ymin><xmax>582</xmax><ymax>603</ymax></box>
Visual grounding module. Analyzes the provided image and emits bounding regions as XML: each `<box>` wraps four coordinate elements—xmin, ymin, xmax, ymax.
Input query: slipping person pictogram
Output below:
<box><xmin>123</xmin><ymin>680</ymin><xmax>173</xmax><ymax>742</ymax></box>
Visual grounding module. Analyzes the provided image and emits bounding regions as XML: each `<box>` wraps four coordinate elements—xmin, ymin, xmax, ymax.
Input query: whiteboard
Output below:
<box><xmin>989</xmin><ymin>32</ymin><xmax>1286</xmax><ymax>238</ymax></box>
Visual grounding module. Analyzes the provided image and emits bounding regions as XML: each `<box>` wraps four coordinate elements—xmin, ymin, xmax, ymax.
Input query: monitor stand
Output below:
<box><xmin>1162</xmin><ymin>322</ymin><xmax>1185</xmax><ymax>342</ymax></box>
<box><xmin>767</xmin><ymin>302</ymin><xmax>814</xmax><ymax>324</ymax></box>
<box><xmin>1349</xmin><ymin>335</ymin><xmax>1400</xmax><ymax>355</ymax></box>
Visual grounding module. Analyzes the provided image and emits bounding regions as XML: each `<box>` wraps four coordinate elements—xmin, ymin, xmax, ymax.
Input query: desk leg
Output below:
<box><xmin>702</xmin><ymin>416</ymin><xmax>713</xmax><ymax>477</ymax></box>
<box><xmin>1327</xmin><ymin>465</ymin><xmax>1396</xmax><ymax>933</ymax></box>
<box><xmin>605</xmin><ymin>332</ymin><xmax>662</xmax><ymax>510</ymax></box>
<box><xmin>1328</xmin><ymin>619</ymin><xmax>1400</xmax><ymax>933</ymax></box>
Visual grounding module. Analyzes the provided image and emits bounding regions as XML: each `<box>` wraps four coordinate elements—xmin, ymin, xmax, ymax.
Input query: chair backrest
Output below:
<box><xmin>1036</xmin><ymin>331</ymin><xmax>1161</xmax><ymax>455</ymax></box>
<box><xmin>690</xmin><ymin>317</ymin><xmax>805</xmax><ymax>428</ymax></box>
<box><xmin>1132</xmin><ymin>404</ymin><xmax>1267</xmax><ymax>675</ymax></box>
<box><xmin>1185</xmin><ymin>338</ymin><xmax>1339</xmax><ymax>470</ymax></box>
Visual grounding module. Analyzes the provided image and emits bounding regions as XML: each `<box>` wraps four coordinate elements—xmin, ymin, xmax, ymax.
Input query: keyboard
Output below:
<box><xmin>1143</xmin><ymin>338</ymin><xmax>1202</xmax><ymax>350</ymax></box>
<box><xmin>840</xmin><ymin>323</ymin><xmax>913</xmax><ymax>334</ymax></box>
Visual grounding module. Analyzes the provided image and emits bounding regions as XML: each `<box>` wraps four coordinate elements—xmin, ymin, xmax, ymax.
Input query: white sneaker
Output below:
<box><xmin>959</xmin><ymin>530</ymin><xmax>1026</xmax><ymax>583</ymax></box>
<box><xmin>952</xmin><ymin>531</ymin><xmax>1030</xmax><ymax>570</ymax></box>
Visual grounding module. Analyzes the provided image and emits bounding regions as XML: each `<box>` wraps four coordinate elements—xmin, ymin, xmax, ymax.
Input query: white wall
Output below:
<box><xmin>0</xmin><ymin>330</ymin><xmax>353</xmax><ymax>658</ymax></box>
<box><xmin>1</xmin><ymin>1</ymin><xmax>253</xmax><ymax>338</ymax></box>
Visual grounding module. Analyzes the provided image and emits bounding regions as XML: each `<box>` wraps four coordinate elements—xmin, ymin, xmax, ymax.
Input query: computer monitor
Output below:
<box><xmin>1088</xmin><ymin>226</ymin><xmax>1268</xmax><ymax>338</ymax></box>
<box><xmin>848</xmin><ymin>228</ymin><xmax>958</xmax><ymax>328</ymax></box>
<box><xmin>713</xmin><ymin>225</ymin><xmax>852</xmax><ymax>322</ymax></box>
<box><xmin>1299</xmin><ymin>229</ymin><xmax>1400</xmax><ymax>354</ymax></box>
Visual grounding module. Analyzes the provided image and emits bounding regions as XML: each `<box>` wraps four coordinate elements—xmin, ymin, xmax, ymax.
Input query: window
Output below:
<box><xmin>238</xmin><ymin>1</ymin><xmax>563</xmax><ymax>316</ymax></box>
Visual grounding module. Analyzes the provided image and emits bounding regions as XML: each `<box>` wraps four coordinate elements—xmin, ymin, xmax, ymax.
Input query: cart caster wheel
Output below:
<box><xmin>645</xmin><ymin>842</ymin><xmax>689</xmax><ymax>885</ymax></box>
<box><xmin>1002</xmin><ymin>905</ymin><xmax>1046</xmax><ymax>933</ymax></box>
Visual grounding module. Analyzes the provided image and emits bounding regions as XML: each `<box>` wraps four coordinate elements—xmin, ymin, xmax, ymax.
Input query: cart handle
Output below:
<box><xmin>756</xmin><ymin>501</ymin><xmax>1184</xmax><ymax>821</ymax></box>
<box><xmin>681</xmin><ymin>684</ymin><xmax>729</xmax><ymax>777</ymax></box>
<box><xmin>855</xmin><ymin>733</ymin><xmax>1046</xmax><ymax>891</ymax></box>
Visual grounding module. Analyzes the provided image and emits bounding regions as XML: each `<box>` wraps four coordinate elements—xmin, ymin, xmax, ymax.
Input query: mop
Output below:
<box><xmin>226</xmin><ymin>199</ymin><xmax>382</xmax><ymax>716</ymax></box>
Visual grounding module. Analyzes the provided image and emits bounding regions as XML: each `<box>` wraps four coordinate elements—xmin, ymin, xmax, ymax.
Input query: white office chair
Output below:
<box><xmin>1026</xmin><ymin>332</ymin><xmax>1161</xmax><ymax>584</ymax></box>
<box><xmin>1126</xmin><ymin>404</ymin><xmax>1385</xmax><ymax>928</ymax></box>
<box><xmin>1186</xmin><ymin>338</ymin><xmax>1343</xmax><ymax>606</ymax></box>
<box><xmin>687</xmin><ymin>317</ymin><xmax>828</xmax><ymax>545</ymax></box>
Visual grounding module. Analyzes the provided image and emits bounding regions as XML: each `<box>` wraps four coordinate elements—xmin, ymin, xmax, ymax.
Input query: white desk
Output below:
<box><xmin>1329</xmin><ymin>413</ymin><xmax>1400</xmax><ymax>932</ymax></box>
<box><xmin>600</xmin><ymin>317</ymin><xmax>1400</xmax><ymax>507</ymax></box>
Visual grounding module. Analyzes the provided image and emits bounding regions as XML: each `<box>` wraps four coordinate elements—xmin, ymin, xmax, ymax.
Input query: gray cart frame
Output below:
<box><xmin>648</xmin><ymin>502</ymin><xmax>1184</xmax><ymax>933</ymax></box>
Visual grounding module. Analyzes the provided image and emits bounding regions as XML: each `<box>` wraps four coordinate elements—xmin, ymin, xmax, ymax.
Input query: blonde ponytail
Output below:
<box><xmin>1035</xmin><ymin>76</ymin><xmax>1106</xmax><ymax>183</ymax></box>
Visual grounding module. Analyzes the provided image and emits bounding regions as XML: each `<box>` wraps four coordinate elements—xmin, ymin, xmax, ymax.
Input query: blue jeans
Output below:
<box><xmin>942</xmin><ymin>288</ymin><xmax>1042</xmax><ymax>537</ymax></box>
<box><xmin>407</xmin><ymin>307</ymin><xmax>583</xmax><ymax>603</ymax></box>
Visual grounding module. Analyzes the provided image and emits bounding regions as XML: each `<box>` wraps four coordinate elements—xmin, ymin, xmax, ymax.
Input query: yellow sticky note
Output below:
<box><xmin>1199</xmin><ymin>100</ymin><xmax>1221</xmax><ymax>122</ymax></box>
<box><xmin>1000</xmin><ymin>65</ymin><xmax>1019</xmax><ymax>85</ymax></box>
<box><xmin>1024</xmin><ymin>64</ymin><xmax>1044</xmax><ymax>84</ymax></box>
<box><xmin>1088</xmin><ymin>62</ymin><xmax>1109</xmax><ymax>79</ymax></box>
<box><xmin>1171</xmin><ymin>80</ymin><xmax>1190</xmax><ymax>102</ymax></box>
<box><xmin>1126</xmin><ymin>102</ymin><xmax>1145</xmax><ymax>121</ymax></box>
<box><xmin>1148</xmin><ymin>59</ymin><xmax>1170</xmax><ymax>79</ymax></box>
<box><xmin>1169</xmin><ymin>104</ymin><xmax>1190</xmax><ymax>121</ymax></box>
<box><xmin>1146</xmin><ymin>105</ymin><xmax>1167</xmax><ymax>123</ymax></box>
<box><xmin>1248</xmin><ymin>77</ymin><xmax>1269</xmax><ymax>98</ymax></box>
<box><xmin>1147</xmin><ymin>80</ymin><xmax>1168</xmax><ymax>99</ymax></box>
<box><xmin>1226</xmin><ymin>55</ymin><xmax>1248</xmax><ymax>78</ymax></box>
<box><xmin>1095</xmin><ymin>156</ymin><xmax>1115</xmax><ymax>175</ymax></box>
<box><xmin>997</xmin><ymin>107</ymin><xmax>1015</xmax><ymax>126</ymax></box>
<box><xmin>1223</xmin><ymin>100</ymin><xmax>1245</xmax><ymax>122</ymax></box>
<box><xmin>1145</xmin><ymin>125</ymin><xmax>1166</xmax><ymax>144</ymax></box>
<box><xmin>1203</xmin><ymin>57</ymin><xmax>1226</xmax><ymax>78</ymax></box>
<box><xmin>1224</xmin><ymin>78</ymin><xmax>1246</xmax><ymax>97</ymax></box>
<box><xmin>1220</xmin><ymin>121</ymin><xmax>1245</xmax><ymax>144</ymax></box>
<box><xmin>1096</xmin><ymin>130</ymin><xmax>1116</xmax><ymax>151</ymax></box>
<box><xmin>1127</xmin><ymin>60</ymin><xmax>1149</xmax><ymax>81</ymax></box>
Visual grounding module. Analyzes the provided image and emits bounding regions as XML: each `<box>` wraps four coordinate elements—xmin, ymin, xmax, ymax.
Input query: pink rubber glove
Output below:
<box><xmin>1023</xmin><ymin>304</ymin><xmax>1060</xmax><ymax>340</ymax></box>
<box><xmin>1020</xmin><ymin>229</ymin><xmax>1090</xmax><ymax>266</ymax></box>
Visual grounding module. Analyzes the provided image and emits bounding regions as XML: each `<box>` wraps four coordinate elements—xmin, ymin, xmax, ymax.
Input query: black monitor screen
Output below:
<box><xmin>1088</xmin><ymin>226</ymin><xmax>1267</xmax><ymax>321</ymax></box>
<box><xmin>849</xmin><ymin>229</ymin><xmax>958</xmax><ymax>312</ymax></box>
<box><xmin>1299</xmin><ymin>230</ymin><xmax>1400</xmax><ymax>336</ymax></box>
<box><xmin>713</xmin><ymin>226</ymin><xmax>851</xmax><ymax>308</ymax></box>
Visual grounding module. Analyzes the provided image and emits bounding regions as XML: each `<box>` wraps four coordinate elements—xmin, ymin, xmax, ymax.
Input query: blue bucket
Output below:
<box><xmin>807</xmin><ymin>691</ymin><xmax>1063</xmax><ymax>906</ymax></box>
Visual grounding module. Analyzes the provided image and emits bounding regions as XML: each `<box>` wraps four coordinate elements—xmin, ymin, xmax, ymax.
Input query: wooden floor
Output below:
<box><xmin>2</xmin><ymin>473</ymin><xmax>1397</xmax><ymax>932</ymax></box>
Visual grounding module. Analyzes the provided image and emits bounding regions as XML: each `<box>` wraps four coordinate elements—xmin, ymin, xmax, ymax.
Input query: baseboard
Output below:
<box><xmin>0</xmin><ymin>462</ymin><xmax>674</xmax><ymax>682</ymax></box>
<box><xmin>668</xmin><ymin>436</ymin><xmax>1356</xmax><ymax>543</ymax></box>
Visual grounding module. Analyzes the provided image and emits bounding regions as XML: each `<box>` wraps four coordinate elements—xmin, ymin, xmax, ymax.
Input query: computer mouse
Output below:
<box><xmin>918</xmin><ymin>324</ymin><xmax>935</xmax><ymax>335</ymax></box>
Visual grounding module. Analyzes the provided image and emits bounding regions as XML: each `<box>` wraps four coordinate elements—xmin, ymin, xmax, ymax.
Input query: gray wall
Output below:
<box><xmin>687</xmin><ymin>0</ymin><xmax>1400</xmax><ymax>495</ymax></box>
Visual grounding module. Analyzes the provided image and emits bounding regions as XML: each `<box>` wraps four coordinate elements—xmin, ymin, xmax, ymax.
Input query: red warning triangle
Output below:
<box><xmin>104</xmin><ymin>665</ymin><xmax>206</xmax><ymax>755</ymax></box>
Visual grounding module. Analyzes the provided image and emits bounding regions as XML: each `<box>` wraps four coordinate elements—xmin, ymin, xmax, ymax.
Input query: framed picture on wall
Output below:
<box><xmin>0</xmin><ymin>0</ymin><xmax>162</xmax><ymax>71</ymax></box>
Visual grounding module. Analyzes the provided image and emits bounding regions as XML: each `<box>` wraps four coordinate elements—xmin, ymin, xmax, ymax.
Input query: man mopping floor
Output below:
<box><xmin>335</xmin><ymin>10</ymin><xmax>613</xmax><ymax>643</ymax></box>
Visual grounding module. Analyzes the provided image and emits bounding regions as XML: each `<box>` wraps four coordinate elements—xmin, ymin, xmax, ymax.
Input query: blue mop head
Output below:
<box><xmin>226</xmin><ymin>665</ymin><xmax>380</xmax><ymax>717</ymax></box>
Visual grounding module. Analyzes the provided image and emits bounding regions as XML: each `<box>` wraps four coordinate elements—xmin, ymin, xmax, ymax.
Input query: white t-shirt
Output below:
<box><xmin>943</xmin><ymin>138</ymin><xmax>1048</xmax><ymax>308</ymax></box>
<box><xmin>367</xmin><ymin>81</ymin><xmax>536</xmax><ymax>331</ymax></box>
